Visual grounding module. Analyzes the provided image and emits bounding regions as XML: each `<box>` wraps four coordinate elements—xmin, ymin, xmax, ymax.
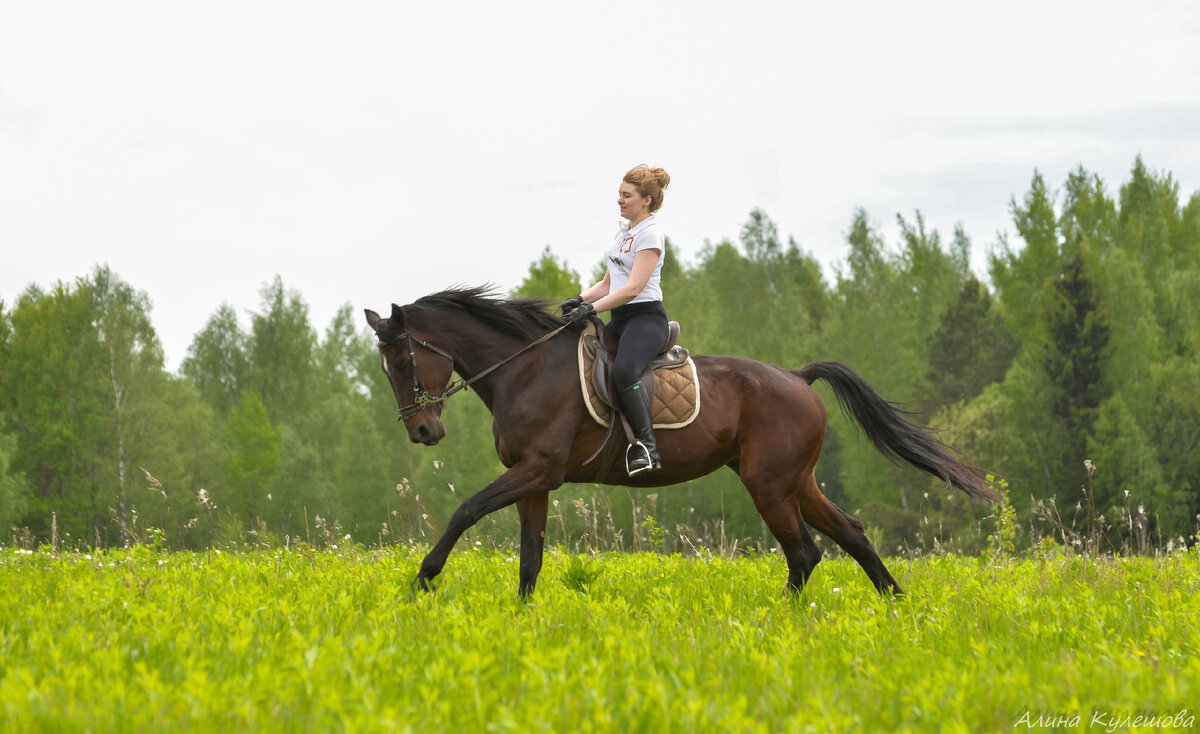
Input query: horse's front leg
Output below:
<box><xmin>414</xmin><ymin>461</ymin><xmax>562</xmax><ymax>594</ymax></box>
<box><xmin>515</xmin><ymin>491</ymin><xmax>549</xmax><ymax>599</ymax></box>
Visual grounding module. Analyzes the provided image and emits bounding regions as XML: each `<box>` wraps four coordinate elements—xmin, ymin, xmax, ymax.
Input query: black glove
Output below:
<box><xmin>559</xmin><ymin>295</ymin><xmax>583</xmax><ymax>315</ymax></box>
<box><xmin>565</xmin><ymin>302</ymin><xmax>596</xmax><ymax>324</ymax></box>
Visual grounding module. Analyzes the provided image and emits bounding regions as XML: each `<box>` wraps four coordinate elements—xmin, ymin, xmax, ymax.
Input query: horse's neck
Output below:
<box><xmin>411</xmin><ymin>312</ymin><xmax>529</xmax><ymax>385</ymax></box>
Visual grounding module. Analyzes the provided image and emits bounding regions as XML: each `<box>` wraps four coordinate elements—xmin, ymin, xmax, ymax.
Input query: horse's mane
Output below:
<box><xmin>408</xmin><ymin>286</ymin><xmax>565</xmax><ymax>342</ymax></box>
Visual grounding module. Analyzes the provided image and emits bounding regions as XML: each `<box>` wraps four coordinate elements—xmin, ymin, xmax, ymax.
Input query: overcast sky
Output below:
<box><xmin>3</xmin><ymin>1</ymin><xmax>1199</xmax><ymax>370</ymax></box>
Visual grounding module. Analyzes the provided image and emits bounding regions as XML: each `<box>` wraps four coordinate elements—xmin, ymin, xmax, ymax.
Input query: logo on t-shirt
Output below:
<box><xmin>620</xmin><ymin>236</ymin><xmax>634</xmax><ymax>254</ymax></box>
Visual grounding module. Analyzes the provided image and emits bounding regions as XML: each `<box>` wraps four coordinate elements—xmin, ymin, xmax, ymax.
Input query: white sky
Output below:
<box><xmin>3</xmin><ymin>1</ymin><xmax>1199</xmax><ymax>369</ymax></box>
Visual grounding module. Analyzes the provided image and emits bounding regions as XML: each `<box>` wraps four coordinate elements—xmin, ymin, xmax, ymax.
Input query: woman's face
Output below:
<box><xmin>618</xmin><ymin>182</ymin><xmax>651</xmax><ymax>221</ymax></box>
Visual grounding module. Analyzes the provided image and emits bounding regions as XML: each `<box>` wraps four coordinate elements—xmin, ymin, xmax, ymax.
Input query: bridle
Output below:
<box><xmin>379</xmin><ymin>330</ymin><xmax>460</xmax><ymax>421</ymax></box>
<box><xmin>377</xmin><ymin>310</ymin><xmax>573</xmax><ymax>422</ymax></box>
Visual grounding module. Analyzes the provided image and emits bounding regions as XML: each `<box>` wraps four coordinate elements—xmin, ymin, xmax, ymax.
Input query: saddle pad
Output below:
<box><xmin>577</xmin><ymin>329</ymin><xmax>702</xmax><ymax>430</ymax></box>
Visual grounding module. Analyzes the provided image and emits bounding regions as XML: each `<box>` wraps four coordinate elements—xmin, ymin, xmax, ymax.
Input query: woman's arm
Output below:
<box><xmin>587</xmin><ymin>249</ymin><xmax>660</xmax><ymax>313</ymax></box>
<box><xmin>580</xmin><ymin>271</ymin><xmax>611</xmax><ymax>303</ymax></box>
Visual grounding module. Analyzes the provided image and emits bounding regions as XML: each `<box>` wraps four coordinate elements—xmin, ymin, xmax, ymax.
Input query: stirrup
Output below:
<box><xmin>625</xmin><ymin>441</ymin><xmax>660</xmax><ymax>477</ymax></box>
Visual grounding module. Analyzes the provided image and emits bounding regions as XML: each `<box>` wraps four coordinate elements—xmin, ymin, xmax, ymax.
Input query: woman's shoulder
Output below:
<box><xmin>634</xmin><ymin>218</ymin><xmax>664</xmax><ymax>249</ymax></box>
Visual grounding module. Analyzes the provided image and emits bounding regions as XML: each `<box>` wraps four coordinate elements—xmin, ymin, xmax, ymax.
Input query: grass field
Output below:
<box><xmin>2</xmin><ymin>545</ymin><xmax>1198</xmax><ymax>732</ymax></box>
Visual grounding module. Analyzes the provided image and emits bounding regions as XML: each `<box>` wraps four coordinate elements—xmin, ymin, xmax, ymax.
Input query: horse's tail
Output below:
<box><xmin>796</xmin><ymin>360</ymin><xmax>999</xmax><ymax>502</ymax></box>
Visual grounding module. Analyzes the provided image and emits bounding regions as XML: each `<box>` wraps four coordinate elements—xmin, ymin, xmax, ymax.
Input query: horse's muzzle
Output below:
<box><xmin>410</xmin><ymin>421</ymin><xmax>446</xmax><ymax>446</ymax></box>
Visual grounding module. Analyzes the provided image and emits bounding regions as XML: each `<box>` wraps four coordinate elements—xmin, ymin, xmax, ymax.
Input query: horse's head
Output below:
<box><xmin>365</xmin><ymin>304</ymin><xmax>452</xmax><ymax>446</ymax></box>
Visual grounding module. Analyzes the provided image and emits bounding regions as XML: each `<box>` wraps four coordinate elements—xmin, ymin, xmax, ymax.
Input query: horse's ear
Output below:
<box><xmin>364</xmin><ymin>309</ymin><xmax>381</xmax><ymax>330</ymax></box>
<box><xmin>390</xmin><ymin>303</ymin><xmax>406</xmax><ymax>326</ymax></box>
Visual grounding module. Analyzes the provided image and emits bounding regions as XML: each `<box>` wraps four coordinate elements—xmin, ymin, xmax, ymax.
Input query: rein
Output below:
<box><xmin>379</xmin><ymin>317</ymin><xmax>573</xmax><ymax>421</ymax></box>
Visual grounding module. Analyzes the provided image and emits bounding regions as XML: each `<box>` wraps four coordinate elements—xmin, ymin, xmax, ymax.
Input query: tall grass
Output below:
<box><xmin>1</xmin><ymin>545</ymin><xmax>1197</xmax><ymax>732</ymax></box>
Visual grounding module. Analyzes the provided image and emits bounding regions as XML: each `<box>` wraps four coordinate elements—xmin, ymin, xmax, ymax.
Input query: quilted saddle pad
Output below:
<box><xmin>577</xmin><ymin>326</ymin><xmax>701</xmax><ymax>430</ymax></box>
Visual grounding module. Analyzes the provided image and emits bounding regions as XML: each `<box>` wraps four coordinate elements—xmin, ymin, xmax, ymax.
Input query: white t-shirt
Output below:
<box><xmin>607</xmin><ymin>214</ymin><xmax>664</xmax><ymax>304</ymax></box>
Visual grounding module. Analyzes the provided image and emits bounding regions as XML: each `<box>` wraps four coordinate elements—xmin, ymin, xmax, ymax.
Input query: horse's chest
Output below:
<box><xmin>493</xmin><ymin>422</ymin><xmax>517</xmax><ymax>468</ymax></box>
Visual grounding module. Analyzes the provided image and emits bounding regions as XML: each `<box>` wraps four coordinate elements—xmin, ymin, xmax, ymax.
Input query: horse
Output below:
<box><xmin>365</xmin><ymin>286</ymin><xmax>997</xmax><ymax>598</ymax></box>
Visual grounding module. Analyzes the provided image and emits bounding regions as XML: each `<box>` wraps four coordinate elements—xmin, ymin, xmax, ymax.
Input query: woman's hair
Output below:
<box><xmin>623</xmin><ymin>165</ymin><xmax>671</xmax><ymax>213</ymax></box>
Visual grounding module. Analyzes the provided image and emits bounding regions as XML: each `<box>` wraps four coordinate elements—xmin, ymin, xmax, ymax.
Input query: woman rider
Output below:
<box><xmin>562</xmin><ymin>165</ymin><xmax>671</xmax><ymax>477</ymax></box>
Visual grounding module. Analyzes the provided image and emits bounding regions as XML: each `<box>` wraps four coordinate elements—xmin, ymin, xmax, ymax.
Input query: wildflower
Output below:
<box><xmin>832</xmin><ymin>587</ymin><xmax>841</xmax><ymax>594</ymax></box>
<box><xmin>198</xmin><ymin>488</ymin><xmax>216</xmax><ymax>510</ymax></box>
<box><xmin>1084</xmin><ymin>459</ymin><xmax>1095</xmax><ymax>476</ymax></box>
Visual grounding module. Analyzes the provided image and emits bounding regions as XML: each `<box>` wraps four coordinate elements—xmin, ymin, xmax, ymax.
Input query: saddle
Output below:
<box><xmin>577</xmin><ymin>320</ymin><xmax>701</xmax><ymax>430</ymax></box>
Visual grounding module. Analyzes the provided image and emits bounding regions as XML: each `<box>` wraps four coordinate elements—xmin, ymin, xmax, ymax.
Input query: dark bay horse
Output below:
<box><xmin>365</xmin><ymin>287</ymin><xmax>997</xmax><ymax>598</ymax></box>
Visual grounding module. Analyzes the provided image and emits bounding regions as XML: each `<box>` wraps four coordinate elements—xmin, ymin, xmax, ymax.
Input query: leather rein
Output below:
<box><xmin>378</xmin><ymin>313</ymin><xmax>573</xmax><ymax>422</ymax></box>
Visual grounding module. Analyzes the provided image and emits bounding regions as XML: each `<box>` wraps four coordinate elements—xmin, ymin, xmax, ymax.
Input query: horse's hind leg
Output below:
<box><xmin>515</xmin><ymin>491</ymin><xmax>549</xmax><ymax>598</ymax></box>
<box><xmin>798</xmin><ymin>474</ymin><xmax>904</xmax><ymax>595</ymax></box>
<box><xmin>736</xmin><ymin>464</ymin><xmax>823</xmax><ymax>592</ymax></box>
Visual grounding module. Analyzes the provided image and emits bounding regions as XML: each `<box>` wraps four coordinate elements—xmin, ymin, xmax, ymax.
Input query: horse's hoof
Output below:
<box><xmin>409</xmin><ymin>575</ymin><xmax>435</xmax><ymax>599</ymax></box>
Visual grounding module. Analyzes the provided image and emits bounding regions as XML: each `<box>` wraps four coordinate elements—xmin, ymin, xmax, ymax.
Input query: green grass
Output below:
<box><xmin>2</xmin><ymin>546</ymin><xmax>1198</xmax><ymax>732</ymax></box>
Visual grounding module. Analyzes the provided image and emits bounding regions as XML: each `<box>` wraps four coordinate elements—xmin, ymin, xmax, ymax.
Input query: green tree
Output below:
<box><xmin>514</xmin><ymin>246</ymin><xmax>582</xmax><ymax>302</ymax></box>
<box><xmin>246</xmin><ymin>276</ymin><xmax>318</xmax><ymax>424</ymax></box>
<box><xmin>181</xmin><ymin>304</ymin><xmax>248</xmax><ymax>415</ymax></box>
<box><xmin>991</xmin><ymin>171</ymin><xmax>1062</xmax><ymax>341</ymax></box>
<box><xmin>2</xmin><ymin>281</ymin><xmax>108</xmax><ymax>540</ymax></box>
<box><xmin>0</xmin><ymin>422</ymin><xmax>30</xmax><ymax>535</ymax></box>
<box><xmin>1038</xmin><ymin>243</ymin><xmax>1110</xmax><ymax>494</ymax></box>
<box><xmin>89</xmin><ymin>265</ymin><xmax>165</xmax><ymax>542</ymax></box>
<box><xmin>220</xmin><ymin>391</ymin><xmax>281</xmax><ymax>528</ymax></box>
<box><xmin>925</xmin><ymin>275</ymin><xmax>1017</xmax><ymax>405</ymax></box>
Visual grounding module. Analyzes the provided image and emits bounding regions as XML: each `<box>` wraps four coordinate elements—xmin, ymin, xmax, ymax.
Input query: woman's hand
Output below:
<box><xmin>559</xmin><ymin>295</ymin><xmax>583</xmax><ymax>315</ymax></box>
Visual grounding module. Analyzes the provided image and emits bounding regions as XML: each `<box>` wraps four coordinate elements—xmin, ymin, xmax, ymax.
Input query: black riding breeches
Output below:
<box><xmin>606</xmin><ymin>301</ymin><xmax>670</xmax><ymax>390</ymax></box>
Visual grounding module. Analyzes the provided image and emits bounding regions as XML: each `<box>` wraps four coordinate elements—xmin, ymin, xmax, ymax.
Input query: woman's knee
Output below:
<box><xmin>612</xmin><ymin>360</ymin><xmax>643</xmax><ymax>390</ymax></box>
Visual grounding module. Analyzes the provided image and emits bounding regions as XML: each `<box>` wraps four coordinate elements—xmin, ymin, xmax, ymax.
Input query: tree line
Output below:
<box><xmin>2</xmin><ymin>157</ymin><xmax>1197</xmax><ymax>553</ymax></box>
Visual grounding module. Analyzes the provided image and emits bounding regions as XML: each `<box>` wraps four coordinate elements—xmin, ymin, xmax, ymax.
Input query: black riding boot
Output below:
<box><xmin>618</xmin><ymin>383</ymin><xmax>661</xmax><ymax>476</ymax></box>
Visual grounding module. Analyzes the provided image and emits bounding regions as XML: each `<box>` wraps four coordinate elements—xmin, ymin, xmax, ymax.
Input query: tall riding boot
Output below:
<box><xmin>617</xmin><ymin>383</ymin><xmax>661</xmax><ymax>477</ymax></box>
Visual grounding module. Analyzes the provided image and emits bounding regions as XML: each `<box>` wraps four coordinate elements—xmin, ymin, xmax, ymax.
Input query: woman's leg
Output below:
<box><xmin>612</xmin><ymin>313</ymin><xmax>669</xmax><ymax>475</ymax></box>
